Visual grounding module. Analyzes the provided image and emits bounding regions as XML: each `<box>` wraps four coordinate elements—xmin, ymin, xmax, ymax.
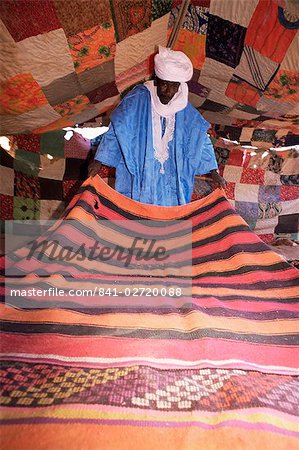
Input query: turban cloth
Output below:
<box><xmin>154</xmin><ymin>46</ymin><xmax>193</xmax><ymax>82</ymax></box>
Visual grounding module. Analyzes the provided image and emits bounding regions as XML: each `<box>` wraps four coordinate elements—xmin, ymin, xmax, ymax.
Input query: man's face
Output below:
<box><xmin>156</xmin><ymin>77</ymin><xmax>180</xmax><ymax>104</ymax></box>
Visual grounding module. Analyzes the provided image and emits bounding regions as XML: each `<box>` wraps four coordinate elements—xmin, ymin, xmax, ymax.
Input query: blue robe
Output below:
<box><xmin>95</xmin><ymin>85</ymin><xmax>218</xmax><ymax>206</ymax></box>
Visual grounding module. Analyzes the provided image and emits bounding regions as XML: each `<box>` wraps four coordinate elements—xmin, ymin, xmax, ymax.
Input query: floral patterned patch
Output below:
<box><xmin>224</xmin><ymin>182</ymin><xmax>236</xmax><ymax>200</ymax></box>
<box><xmin>281</xmin><ymin>185</ymin><xmax>299</xmax><ymax>201</ymax></box>
<box><xmin>68</xmin><ymin>22</ymin><xmax>116</xmax><ymax>73</ymax></box>
<box><xmin>13</xmin><ymin>196</ymin><xmax>40</xmax><ymax>220</ymax></box>
<box><xmin>258</xmin><ymin>185</ymin><xmax>281</xmax><ymax>203</ymax></box>
<box><xmin>258</xmin><ymin>203</ymin><xmax>282</xmax><ymax>220</ymax></box>
<box><xmin>169</xmin><ymin>5</ymin><xmax>209</xmax><ymax>35</ymax></box>
<box><xmin>14</xmin><ymin>172</ymin><xmax>40</xmax><ymax>200</ymax></box>
<box><xmin>267</xmin><ymin>154</ymin><xmax>284</xmax><ymax>173</ymax></box>
<box><xmin>265</xmin><ymin>70</ymin><xmax>299</xmax><ymax>103</ymax></box>
<box><xmin>235</xmin><ymin>201</ymin><xmax>258</xmax><ymax>228</ymax></box>
<box><xmin>252</xmin><ymin>129</ymin><xmax>277</xmax><ymax>143</ymax></box>
<box><xmin>240</xmin><ymin>168</ymin><xmax>265</xmax><ymax>185</ymax></box>
<box><xmin>215</xmin><ymin>147</ymin><xmax>230</xmax><ymax>166</ymax></box>
<box><xmin>0</xmin><ymin>74</ymin><xmax>48</xmax><ymax>115</ymax></box>
<box><xmin>53</xmin><ymin>95</ymin><xmax>90</xmax><ymax>119</ymax></box>
<box><xmin>110</xmin><ymin>0</ymin><xmax>151</xmax><ymax>42</ymax></box>
<box><xmin>206</xmin><ymin>15</ymin><xmax>246</xmax><ymax>68</ymax></box>
<box><xmin>281</xmin><ymin>175</ymin><xmax>299</xmax><ymax>185</ymax></box>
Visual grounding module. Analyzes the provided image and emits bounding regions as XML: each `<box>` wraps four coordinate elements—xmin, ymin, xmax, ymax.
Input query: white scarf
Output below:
<box><xmin>144</xmin><ymin>80</ymin><xmax>188</xmax><ymax>174</ymax></box>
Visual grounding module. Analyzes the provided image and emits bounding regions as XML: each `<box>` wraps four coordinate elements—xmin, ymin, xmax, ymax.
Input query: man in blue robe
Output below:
<box><xmin>88</xmin><ymin>46</ymin><xmax>225</xmax><ymax>206</ymax></box>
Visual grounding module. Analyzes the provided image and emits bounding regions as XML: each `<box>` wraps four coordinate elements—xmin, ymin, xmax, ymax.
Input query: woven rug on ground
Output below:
<box><xmin>1</xmin><ymin>176</ymin><xmax>299</xmax><ymax>450</ymax></box>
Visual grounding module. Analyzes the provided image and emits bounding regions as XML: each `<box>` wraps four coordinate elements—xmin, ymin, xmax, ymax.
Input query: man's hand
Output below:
<box><xmin>88</xmin><ymin>160</ymin><xmax>102</xmax><ymax>178</ymax></box>
<box><xmin>210</xmin><ymin>169</ymin><xmax>227</xmax><ymax>188</ymax></box>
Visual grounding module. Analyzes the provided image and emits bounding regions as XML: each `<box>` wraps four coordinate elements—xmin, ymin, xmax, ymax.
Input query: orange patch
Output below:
<box><xmin>226</xmin><ymin>78</ymin><xmax>261</xmax><ymax>107</ymax></box>
<box><xmin>264</xmin><ymin>70</ymin><xmax>299</xmax><ymax>103</ymax></box>
<box><xmin>2</xmin><ymin>423</ymin><xmax>298</xmax><ymax>450</ymax></box>
<box><xmin>170</xmin><ymin>28</ymin><xmax>206</xmax><ymax>71</ymax></box>
<box><xmin>33</xmin><ymin>117</ymin><xmax>74</xmax><ymax>134</ymax></box>
<box><xmin>68</xmin><ymin>22</ymin><xmax>116</xmax><ymax>74</ymax></box>
<box><xmin>0</xmin><ymin>73</ymin><xmax>48</xmax><ymax>115</ymax></box>
<box><xmin>53</xmin><ymin>95</ymin><xmax>91</xmax><ymax>118</ymax></box>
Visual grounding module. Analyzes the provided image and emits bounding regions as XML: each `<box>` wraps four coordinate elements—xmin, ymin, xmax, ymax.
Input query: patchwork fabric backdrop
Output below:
<box><xmin>0</xmin><ymin>0</ymin><xmax>298</xmax><ymax>136</ymax></box>
<box><xmin>195</xmin><ymin>135</ymin><xmax>299</xmax><ymax>244</ymax></box>
<box><xmin>0</xmin><ymin>130</ymin><xmax>298</xmax><ymax>245</ymax></box>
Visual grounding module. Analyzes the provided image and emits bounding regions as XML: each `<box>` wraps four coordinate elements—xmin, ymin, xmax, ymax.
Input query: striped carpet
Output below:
<box><xmin>1</xmin><ymin>176</ymin><xmax>299</xmax><ymax>450</ymax></box>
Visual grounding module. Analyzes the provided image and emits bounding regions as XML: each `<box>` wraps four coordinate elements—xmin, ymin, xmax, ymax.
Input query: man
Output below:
<box><xmin>88</xmin><ymin>46</ymin><xmax>225</xmax><ymax>206</ymax></box>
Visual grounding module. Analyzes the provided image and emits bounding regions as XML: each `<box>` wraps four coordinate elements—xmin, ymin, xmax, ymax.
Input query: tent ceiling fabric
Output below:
<box><xmin>0</xmin><ymin>0</ymin><xmax>298</xmax><ymax>135</ymax></box>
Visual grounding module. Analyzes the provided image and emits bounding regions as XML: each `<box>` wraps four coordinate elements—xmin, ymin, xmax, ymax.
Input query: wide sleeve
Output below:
<box><xmin>94</xmin><ymin>87</ymin><xmax>141</xmax><ymax>169</ymax></box>
<box><xmin>94</xmin><ymin>123</ymin><xmax>122</xmax><ymax>168</ymax></box>
<box><xmin>195</xmin><ymin>133</ymin><xmax>218</xmax><ymax>175</ymax></box>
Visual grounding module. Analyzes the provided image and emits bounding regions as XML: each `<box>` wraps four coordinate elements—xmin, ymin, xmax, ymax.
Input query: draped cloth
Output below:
<box><xmin>1</xmin><ymin>176</ymin><xmax>299</xmax><ymax>450</ymax></box>
<box><xmin>95</xmin><ymin>85</ymin><xmax>218</xmax><ymax>206</ymax></box>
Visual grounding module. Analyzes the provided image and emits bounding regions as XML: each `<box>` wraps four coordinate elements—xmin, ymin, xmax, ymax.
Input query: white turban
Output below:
<box><xmin>154</xmin><ymin>46</ymin><xmax>193</xmax><ymax>82</ymax></box>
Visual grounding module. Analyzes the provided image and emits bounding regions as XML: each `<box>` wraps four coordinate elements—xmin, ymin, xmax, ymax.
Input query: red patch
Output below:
<box><xmin>0</xmin><ymin>194</ymin><xmax>13</xmax><ymax>220</ymax></box>
<box><xmin>0</xmin><ymin>0</ymin><xmax>61</xmax><ymax>42</ymax></box>
<box><xmin>240</xmin><ymin>168</ymin><xmax>265</xmax><ymax>185</ymax></box>
<box><xmin>100</xmin><ymin>165</ymin><xmax>115</xmax><ymax>178</ymax></box>
<box><xmin>16</xmin><ymin>135</ymin><xmax>40</xmax><ymax>154</ymax></box>
<box><xmin>281</xmin><ymin>185</ymin><xmax>299</xmax><ymax>201</ymax></box>
<box><xmin>227</xmin><ymin>149</ymin><xmax>244</xmax><ymax>166</ymax></box>
<box><xmin>242</xmin><ymin>153</ymin><xmax>251</xmax><ymax>168</ymax></box>
<box><xmin>63</xmin><ymin>180</ymin><xmax>81</xmax><ymax>203</ymax></box>
<box><xmin>245</xmin><ymin>0</ymin><xmax>297</xmax><ymax>63</ymax></box>
<box><xmin>225</xmin><ymin>182</ymin><xmax>236</xmax><ymax>200</ymax></box>
<box><xmin>258</xmin><ymin>234</ymin><xmax>275</xmax><ymax>244</ymax></box>
<box><xmin>226</xmin><ymin>78</ymin><xmax>261</xmax><ymax>107</ymax></box>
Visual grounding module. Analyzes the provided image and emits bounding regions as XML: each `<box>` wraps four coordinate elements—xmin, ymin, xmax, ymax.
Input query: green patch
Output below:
<box><xmin>101</xmin><ymin>21</ymin><xmax>112</xmax><ymax>30</ymax></box>
<box><xmin>151</xmin><ymin>0</ymin><xmax>172</xmax><ymax>21</ymax></box>
<box><xmin>40</xmin><ymin>130</ymin><xmax>65</xmax><ymax>157</ymax></box>
<box><xmin>279</xmin><ymin>73</ymin><xmax>290</xmax><ymax>86</ymax></box>
<box><xmin>14</xmin><ymin>149</ymin><xmax>40</xmax><ymax>177</ymax></box>
<box><xmin>79</xmin><ymin>47</ymin><xmax>89</xmax><ymax>57</ymax></box>
<box><xmin>13</xmin><ymin>197</ymin><xmax>40</xmax><ymax>220</ymax></box>
<box><xmin>98</xmin><ymin>46</ymin><xmax>111</xmax><ymax>57</ymax></box>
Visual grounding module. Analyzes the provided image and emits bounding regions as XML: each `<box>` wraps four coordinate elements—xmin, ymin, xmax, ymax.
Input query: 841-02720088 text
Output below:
<box><xmin>96</xmin><ymin>287</ymin><xmax>182</xmax><ymax>297</ymax></box>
